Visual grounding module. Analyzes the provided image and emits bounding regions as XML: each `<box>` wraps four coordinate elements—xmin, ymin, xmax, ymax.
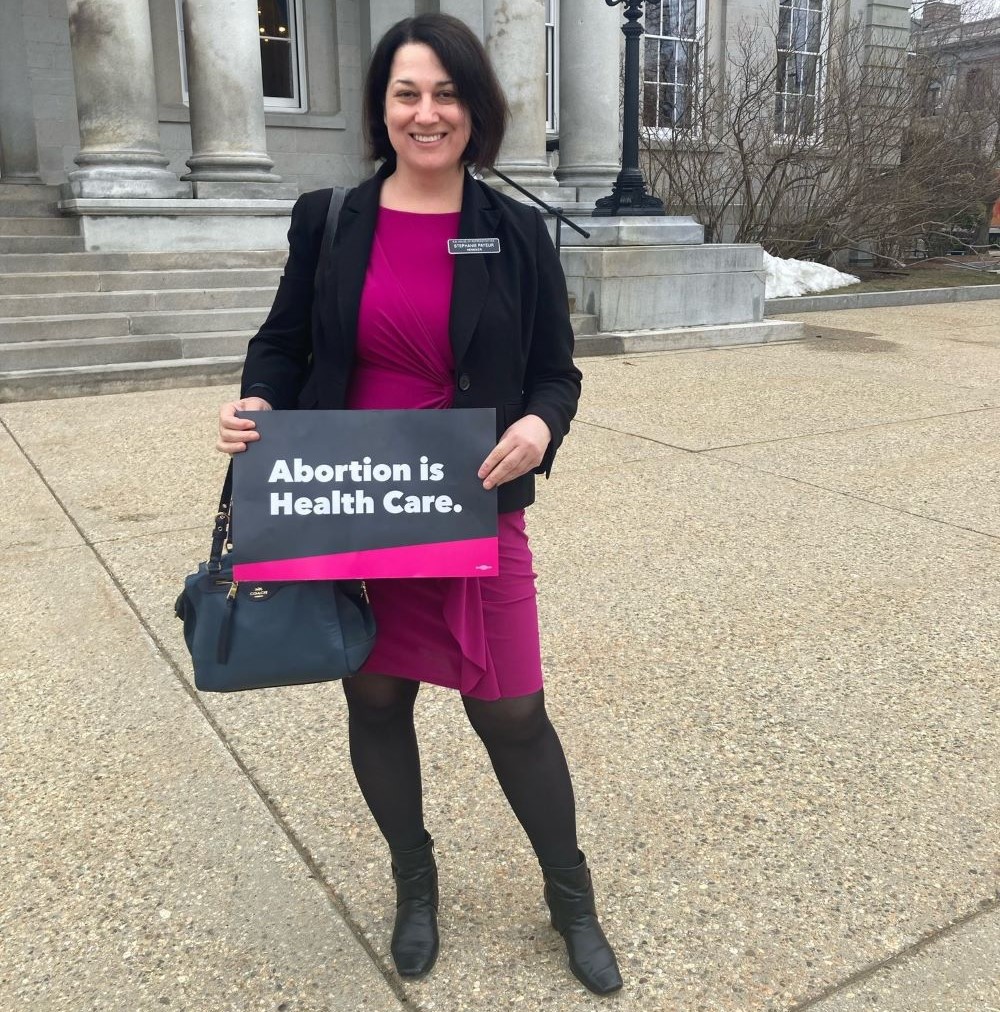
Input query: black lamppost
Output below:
<box><xmin>594</xmin><ymin>0</ymin><xmax>665</xmax><ymax>217</ymax></box>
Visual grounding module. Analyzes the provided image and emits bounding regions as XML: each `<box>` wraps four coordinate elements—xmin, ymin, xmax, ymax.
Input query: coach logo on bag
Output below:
<box><xmin>249</xmin><ymin>585</ymin><xmax>270</xmax><ymax>600</ymax></box>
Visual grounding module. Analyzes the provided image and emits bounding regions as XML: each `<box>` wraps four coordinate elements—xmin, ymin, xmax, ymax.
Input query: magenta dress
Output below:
<box><xmin>345</xmin><ymin>206</ymin><xmax>544</xmax><ymax>701</ymax></box>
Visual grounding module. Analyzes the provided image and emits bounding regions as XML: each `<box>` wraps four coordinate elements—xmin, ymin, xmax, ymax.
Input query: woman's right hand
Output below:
<box><xmin>217</xmin><ymin>396</ymin><xmax>273</xmax><ymax>455</ymax></box>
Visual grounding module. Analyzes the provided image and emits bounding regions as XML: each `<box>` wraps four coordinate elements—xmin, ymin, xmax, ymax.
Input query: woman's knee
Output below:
<box><xmin>462</xmin><ymin>689</ymin><xmax>550</xmax><ymax>747</ymax></box>
<box><xmin>343</xmin><ymin>672</ymin><xmax>418</xmax><ymax>725</ymax></box>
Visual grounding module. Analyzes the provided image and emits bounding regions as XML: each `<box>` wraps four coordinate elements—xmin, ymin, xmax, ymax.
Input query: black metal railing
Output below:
<box><xmin>488</xmin><ymin>166</ymin><xmax>590</xmax><ymax>254</ymax></box>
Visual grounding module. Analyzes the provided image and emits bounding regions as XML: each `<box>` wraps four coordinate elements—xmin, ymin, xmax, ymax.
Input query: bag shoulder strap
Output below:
<box><xmin>209</xmin><ymin>185</ymin><xmax>350</xmax><ymax>568</ymax></box>
<box><xmin>316</xmin><ymin>185</ymin><xmax>350</xmax><ymax>279</ymax></box>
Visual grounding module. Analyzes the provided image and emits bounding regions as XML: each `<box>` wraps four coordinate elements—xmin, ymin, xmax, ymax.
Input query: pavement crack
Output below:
<box><xmin>0</xmin><ymin>416</ymin><xmax>413</xmax><ymax>1008</ymax></box>
<box><xmin>573</xmin><ymin>416</ymin><xmax>998</xmax><ymax>545</ymax></box>
<box><xmin>786</xmin><ymin>892</ymin><xmax>1000</xmax><ymax>1010</ymax></box>
<box><xmin>573</xmin><ymin>417</ymin><xmax>695</xmax><ymax>453</ymax></box>
<box><xmin>698</xmin><ymin>404</ymin><xmax>1000</xmax><ymax>452</ymax></box>
<box><xmin>706</xmin><ymin>456</ymin><xmax>999</xmax><ymax>544</ymax></box>
<box><xmin>576</xmin><ymin>404</ymin><xmax>1000</xmax><ymax>456</ymax></box>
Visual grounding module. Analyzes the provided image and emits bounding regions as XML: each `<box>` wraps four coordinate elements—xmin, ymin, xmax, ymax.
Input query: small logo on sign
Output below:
<box><xmin>475</xmin><ymin>564</ymin><xmax>493</xmax><ymax>571</ymax></box>
<box><xmin>448</xmin><ymin>238</ymin><xmax>501</xmax><ymax>255</ymax></box>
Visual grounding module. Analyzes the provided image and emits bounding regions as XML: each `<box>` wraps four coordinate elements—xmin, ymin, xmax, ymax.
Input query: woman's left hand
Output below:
<box><xmin>478</xmin><ymin>414</ymin><xmax>552</xmax><ymax>490</ymax></box>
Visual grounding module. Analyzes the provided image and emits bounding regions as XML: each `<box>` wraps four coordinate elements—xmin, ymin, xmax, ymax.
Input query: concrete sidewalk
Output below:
<box><xmin>2</xmin><ymin>301</ymin><xmax>998</xmax><ymax>1011</ymax></box>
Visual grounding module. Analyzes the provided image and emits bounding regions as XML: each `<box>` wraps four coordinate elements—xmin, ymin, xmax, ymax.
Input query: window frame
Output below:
<box><xmin>773</xmin><ymin>0</ymin><xmax>827</xmax><ymax>141</ymax></box>
<box><xmin>924</xmin><ymin>78</ymin><xmax>943</xmax><ymax>116</ymax></box>
<box><xmin>545</xmin><ymin>0</ymin><xmax>559</xmax><ymax>134</ymax></box>
<box><xmin>175</xmin><ymin>0</ymin><xmax>308</xmax><ymax>113</ymax></box>
<box><xmin>639</xmin><ymin>0</ymin><xmax>705</xmax><ymax>138</ymax></box>
<box><xmin>258</xmin><ymin>0</ymin><xmax>307</xmax><ymax>112</ymax></box>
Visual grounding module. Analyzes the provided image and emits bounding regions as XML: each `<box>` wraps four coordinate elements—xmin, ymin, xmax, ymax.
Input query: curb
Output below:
<box><xmin>765</xmin><ymin>283</ymin><xmax>1000</xmax><ymax>314</ymax></box>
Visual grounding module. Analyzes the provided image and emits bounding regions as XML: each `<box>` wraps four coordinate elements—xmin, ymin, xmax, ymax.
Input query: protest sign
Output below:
<box><xmin>231</xmin><ymin>409</ymin><xmax>498</xmax><ymax>581</ymax></box>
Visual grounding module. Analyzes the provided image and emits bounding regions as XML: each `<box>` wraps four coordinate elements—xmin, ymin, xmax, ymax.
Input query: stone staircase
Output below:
<box><xmin>0</xmin><ymin>182</ymin><xmax>288</xmax><ymax>402</ymax></box>
<box><xmin>0</xmin><ymin>182</ymin><xmax>601</xmax><ymax>402</ymax></box>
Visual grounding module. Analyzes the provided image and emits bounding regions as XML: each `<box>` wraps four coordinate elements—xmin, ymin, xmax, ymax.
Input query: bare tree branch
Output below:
<box><xmin>639</xmin><ymin>0</ymin><xmax>1000</xmax><ymax>261</ymax></box>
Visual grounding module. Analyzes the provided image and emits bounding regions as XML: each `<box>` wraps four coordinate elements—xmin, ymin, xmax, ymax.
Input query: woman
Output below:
<box><xmin>216</xmin><ymin>14</ymin><xmax>621</xmax><ymax>996</ymax></box>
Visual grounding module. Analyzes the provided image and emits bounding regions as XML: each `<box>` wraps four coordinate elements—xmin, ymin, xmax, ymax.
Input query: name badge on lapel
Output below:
<box><xmin>448</xmin><ymin>238</ymin><xmax>501</xmax><ymax>255</ymax></box>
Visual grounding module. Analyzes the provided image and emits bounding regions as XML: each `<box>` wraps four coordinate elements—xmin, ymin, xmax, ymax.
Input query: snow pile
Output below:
<box><xmin>764</xmin><ymin>251</ymin><xmax>860</xmax><ymax>299</ymax></box>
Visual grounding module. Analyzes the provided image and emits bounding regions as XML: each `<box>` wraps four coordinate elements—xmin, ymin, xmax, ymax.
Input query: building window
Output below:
<box><xmin>775</xmin><ymin>0</ymin><xmax>823</xmax><ymax>137</ymax></box>
<box><xmin>545</xmin><ymin>0</ymin><xmax>558</xmax><ymax>132</ymax></box>
<box><xmin>642</xmin><ymin>0</ymin><xmax>698</xmax><ymax>130</ymax></box>
<box><xmin>176</xmin><ymin>0</ymin><xmax>306</xmax><ymax>111</ymax></box>
<box><xmin>963</xmin><ymin>67</ymin><xmax>989</xmax><ymax>109</ymax></box>
<box><xmin>258</xmin><ymin>0</ymin><xmax>305</xmax><ymax>110</ymax></box>
<box><xmin>924</xmin><ymin>79</ymin><xmax>943</xmax><ymax>116</ymax></box>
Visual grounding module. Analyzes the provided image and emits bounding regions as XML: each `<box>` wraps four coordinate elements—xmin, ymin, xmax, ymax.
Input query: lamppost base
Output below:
<box><xmin>592</xmin><ymin>169</ymin><xmax>666</xmax><ymax>217</ymax></box>
<box><xmin>592</xmin><ymin>192</ymin><xmax>666</xmax><ymax>217</ymax></box>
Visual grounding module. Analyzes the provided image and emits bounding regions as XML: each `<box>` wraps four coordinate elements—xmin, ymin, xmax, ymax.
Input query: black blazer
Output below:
<box><xmin>241</xmin><ymin>162</ymin><xmax>583</xmax><ymax>513</ymax></box>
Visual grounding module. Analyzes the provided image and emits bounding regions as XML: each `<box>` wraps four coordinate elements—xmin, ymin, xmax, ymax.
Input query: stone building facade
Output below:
<box><xmin>911</xmin><ymin>2</ymin><xmax>1000</xmax><ymax>242</ymax></box>
<box><xmin>912</xmin><ymin>1</ymin><xmax>1000</xmax><ymax>114</ymax></box>
<box><xmin>1</xmin><ymin>0</ymin><xmax>910</xmax><ymax>220</ymax></box>
<box><xmin>4</xmin><ymin>0</ymin><xmax>915</xmax><ymax>396</ymax></box>
<box><xmin>0</xmin><ymin>0</ymin><xmax>623</xmax><ymax>210</ymax></box>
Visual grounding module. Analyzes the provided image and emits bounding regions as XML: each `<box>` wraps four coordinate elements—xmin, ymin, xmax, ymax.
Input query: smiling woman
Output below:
<box><xmin>381</xmin><ymin>45</ymin><xmax>473</xmax><ymax>185</ymax></box>
<box><xmin>362</xmin><ymin>14</ymin><xmax>508</xmax><ymax>178</ymax></box>
<box><xmin>217</xmin><ymin>12</ymin><xmax>620</xmax><ymax>998</ymax></box>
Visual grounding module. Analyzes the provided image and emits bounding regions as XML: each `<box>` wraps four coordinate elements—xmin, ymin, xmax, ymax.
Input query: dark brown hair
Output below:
<box><xmin>363</xmin><ymin>13</ymin><xmax>509</xmax><ymax>173</ymax></box>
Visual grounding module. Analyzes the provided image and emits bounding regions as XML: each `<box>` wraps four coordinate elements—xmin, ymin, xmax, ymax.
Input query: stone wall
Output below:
<box><xmin>18</xmin><ymin>0</ymin><xmax>80</xmax><ymax>184</ymax></box>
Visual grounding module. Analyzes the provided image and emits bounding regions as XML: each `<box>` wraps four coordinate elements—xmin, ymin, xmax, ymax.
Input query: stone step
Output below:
<box><xmin>0</xmin><ymin>306</ymin><xmax>266</xmax><ymax>343</ymax></box>
<box><xmin>574</xmin><ymin>319</ymin><xmax>807</xmax><ymax>357</ymax></box>
<box><xmin>0</xmin><ymin>185</ymin><xmax>62</xmax><ymax>218</ymax></box>
<box><xmin>129</xmin><ymin>307</ymin><xmax>267</xmax><ymax>336</ymax></box>
<box><xmin>0</xmin><ymin>248</ymin><xmax>286</xmax><ymax>274</ymax></box>
<box><xmin>0</xmin><ymin>216</ymin><xmax>80</xmax><ymax>237</ymax></box>
<box><xmin>570</xmin><ymin>312</ymin><xmax>597</xmax><ymax>336</ymax></box>
<box><xmin>0</xmin><ymin>183</ymin><xmax>61</xmax><ymax>200</ymax></box>
<box><xmin>0</xmin><ymin>313</ymin><xmax>130</xmax><ymax>344</ymax></box>
<box><xmin>0</xmin><ymin>236</ymin><xmax>87</xmax><ymax>254</ymax></box>
<box><xmin>177</xmin><ymin>331</ymin><xmax>255</xmax><ymax>358</ymax></box>
<box><xmin>0</xmin><ymin>199</ymin><xmax>61</xmax><ymax>218</ymax></box>
<box><xmin>100</xmin><ymin>267</ymin><xmax>282</xmax><ymax>293</ymax></box>
<box><xmin>1</xmin><ymin>334</ymin><xmax>184</xmax><ymax>371</ymax></box>
<box><xmin>0</xmin><ymin>272</ymin><xmax>99</xmax><ymax>296</ymax></box>
<box><xmin>0</xmin><ymin>267</ymin><xmax>283</xmax><ymax>296</ymax></box>
<box><xmin>0</xmin><ymin>286</ymin><xmax>274</xmax><ymax>318</ymax></box>
<box><xmin>0</xmin><ymin>356</ymin><xmax>246</xmax><ymax>403</ymax></box>
<box><xmin>0</xmin><ymin>330</ymin><xmax>252</xmax><ymax>371</ymax></box>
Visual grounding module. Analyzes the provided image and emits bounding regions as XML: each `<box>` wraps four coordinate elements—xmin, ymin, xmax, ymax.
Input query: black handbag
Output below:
<box><xmin>173</xmin><ymin>184</ymin><xmax>375</xmax><ymax>692</ymax></box>
<box><xmin>174</xmin><ymin>462</ymin><xmax>376</xmax><ymax>692</ymax></box>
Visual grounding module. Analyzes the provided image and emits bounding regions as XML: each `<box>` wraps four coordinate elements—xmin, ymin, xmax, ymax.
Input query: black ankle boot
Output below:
<box><xmin>389</xmin><ymin>832</ymin><xmax>439</xmax><ymax>978</ymax></box>
<box><xmin>541</xmin><ymin>850</ymin><xmax>623</xmax><ymax>995</ymax></box>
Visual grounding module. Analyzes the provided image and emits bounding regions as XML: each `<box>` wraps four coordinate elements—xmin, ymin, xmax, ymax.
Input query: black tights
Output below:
<box><xmin>342</xmin><ymin>672</ymin><xmax>580</xmax><ymax>868</ymax></box>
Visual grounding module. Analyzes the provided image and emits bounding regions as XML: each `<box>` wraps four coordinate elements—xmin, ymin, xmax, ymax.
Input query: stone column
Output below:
<box><xmin>181</xmin><ymin>0</ymin><xmax>286</xmax><ymax>197</ymax></box>
<box><xmin>555</xmin><ymin>4</ymin><xmax>622</xmax><ymax>203</ymax></box>
<box><xmin>483</xmin><ymin>0</ymin><xmax>561</xmax><ymax>200</ymax></box>
<box><xmin>63</xmin><ymin>0</ymin><xmax>188</xmax><ymax>198</ymax></box>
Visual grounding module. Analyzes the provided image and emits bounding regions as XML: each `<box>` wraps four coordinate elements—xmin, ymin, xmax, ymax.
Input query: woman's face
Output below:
<box><xmin>384</xmin><ymin>42</ymin><xmax>472</xmax><ymax>177</ymax></box>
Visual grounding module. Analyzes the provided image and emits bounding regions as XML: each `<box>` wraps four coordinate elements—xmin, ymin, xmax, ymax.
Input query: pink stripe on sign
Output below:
<box><xmin>232</xmin><ymin>537</ymin><xmax>499</xmax><ymax>582</ymax></box>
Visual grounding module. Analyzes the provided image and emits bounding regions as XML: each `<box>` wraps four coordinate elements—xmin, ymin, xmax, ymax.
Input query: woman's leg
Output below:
<box><xmin>342</xmin><ymin>671</ymin><xmax>425</xmax><ymax>851</ymax></box>
<box><xmin>462</xmin><ymin>688</ymin><xmax>622</xmax><ymax>995</ymax></box>
<box><xmin>460</xmin><ymin>688</ymin><xmax>579</xmax><ymax>868</ymax></box>
<box><xmin>343</xmin><ymin>671</ymin><xmax>438</xmax><ymax>978</ymax></box>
